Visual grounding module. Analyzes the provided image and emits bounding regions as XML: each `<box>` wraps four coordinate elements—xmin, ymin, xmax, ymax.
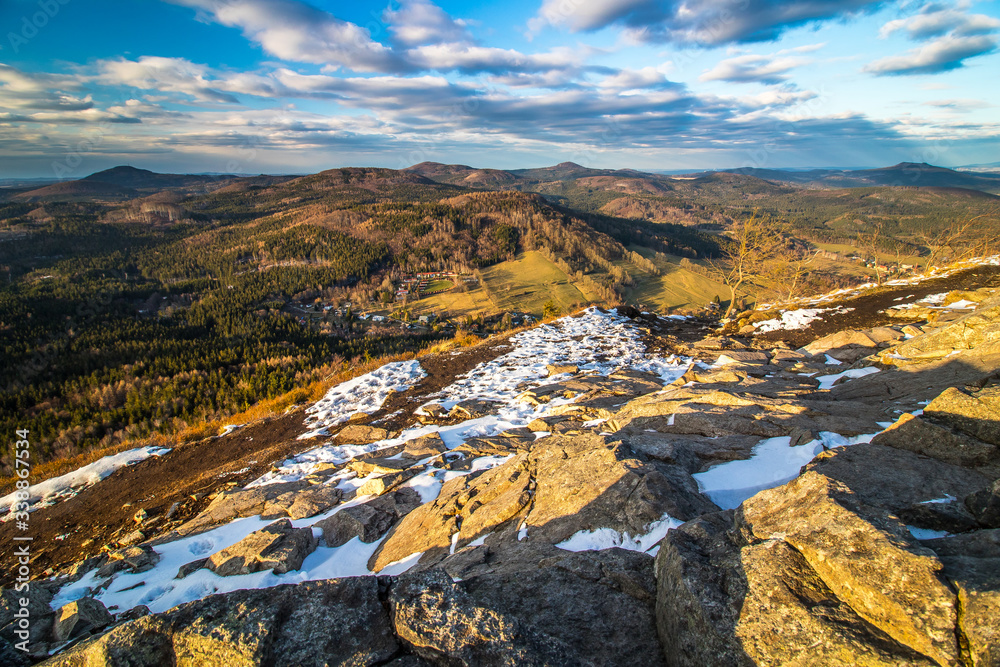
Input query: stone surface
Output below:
<box><xmin>402</xmin><ymin>433</ymin><xmax>448</xmax><ymax>459</ymax></box>
<box><xmin>51</xmin><ymin>598</ymin><xmax>113</xmax><ymax>643</ymax></box>
<box><xmin>924</xmin><ymin>530</ymin><xmax>1000</xmax><ymax>667</ymax></box>
<box><xmin>804</xmin><ymin>329</ymin><xmax>879</xmax><ymax>362</ymax></box>
<box><xmin>42</xmin><ymin>578</ymin><xmax>399</xmax><ymax>666</ymax></box>
<box><xmin>739</xmin><ymin>472</ymin><xmax>959</xmax><ymax>666</ymax></box>
<box><xmin>336</xmin><ymin>424</ymin><xmax>390</xmax><ymax>444</ymax></box>
<box><xmin>207</xmin><ymin>519</ymin><xmax>318</xmax><ymax>576</ymax></box>
<box><xmin>370</xmin><ymin>434</ymin><xmax>716</xmax><ymax>572</ymax></box>
<box><xmin>966</xmin><ymin>479</ymin><xmax>1000</xmax><ymax>528</ymax></box>
<box><xmin>807</xmin><ymin>442</ymin><xmax>989</xmax><ymax>508</ymax></box>
<box><xmin>1</xmin><ymin>585</ymin><xmax>55</xmax><ymax>648</ymax></box>
<box><xmin>871</xmin><ymin>413</ymin><xmax>997</xmax><ymax>468</ymax></box>
<box><xmin>655</xmin><ymin>472</ymin><xmax>964</xmax><ymax>666</ymax></box>
<box><xmin>314</xmin><ymin>488</ymin><xmax>421</xmax><ymax>547</ymax></box>
<box><xmin>924</xmin><ymin>382</ymin><xmax>1000</xmax><ymax>447</ymax></box>
<box><xmin>392</xmin><ymin>544</ymin><xmax>665</xmax><ymax>667</ymax></box>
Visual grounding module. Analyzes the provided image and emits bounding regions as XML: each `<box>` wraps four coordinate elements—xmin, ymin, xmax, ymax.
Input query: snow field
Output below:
<box><xmin>300</xmin><ymin>360</ymin><xmax>427</xmax><ymax>438</ymax></box>
<box><xmin>753</xmin><ymin>306</ymin><xmax>853</xmax><ymax>333</ymax></box>
<box><xmin>692</xmin><ymin>431</ymin><xmax>879</xmax><ymax>510</ymax></box>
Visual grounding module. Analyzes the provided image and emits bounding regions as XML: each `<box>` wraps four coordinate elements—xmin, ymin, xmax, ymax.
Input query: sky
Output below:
<box><xmin>0</xmin><ymin>0</ymin><xmax>998</xmax><ymax>178</ymax></box>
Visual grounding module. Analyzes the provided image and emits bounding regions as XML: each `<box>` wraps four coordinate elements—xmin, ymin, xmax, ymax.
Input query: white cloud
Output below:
<box><xmin>384</xmin><ymin>0</ymin><xmax>472</xmax><ymax>47</ymax></box>
<box><xmin>880</xmin><ymin>4</ymin><xmax>1000</xmax><ymax>39</ymax></box>
<box><xmin>868</xmin><ymin>3</ymin><xmax>999</xmax><ymax>75</ymax></box>
<box><xmin>865</xmin><ymin>33</ymin><xmax>997</xmax><ymax>75</ymax></box>
<box><xmin>700</xmin><ymin>52</ymin><xmax>812</xmax><ymax>84</ymax></box>
<box><xmin>167</xmin><ymin>0</ymin><xmax>405</xmax><ymax>72</ymax></box>
<box><xmin>531</xmin><ymin>0</ymin><xmax>884</xmax><ymax>46</ymax></box>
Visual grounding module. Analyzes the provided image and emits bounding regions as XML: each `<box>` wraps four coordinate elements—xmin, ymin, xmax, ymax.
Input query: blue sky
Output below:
<box><xmin>1</xmin><ymin>0</ymin><xmax>998</xmax><ymax>177</ymax></box>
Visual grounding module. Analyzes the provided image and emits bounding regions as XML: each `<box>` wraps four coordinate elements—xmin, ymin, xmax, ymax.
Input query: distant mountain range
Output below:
<box><xmin>5</xmin><ymin>161</ymin><xmax>1000</xmax><ymax>204</ymax></box>
<box><xmin>717</xmin><ymin>162</ymin><xmax>1000</xmax><ymax>192</ymax></box>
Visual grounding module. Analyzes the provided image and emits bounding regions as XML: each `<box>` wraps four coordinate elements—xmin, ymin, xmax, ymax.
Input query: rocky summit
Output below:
<box><xmin>3</xmin><ymin>284</ymin><xmax>1000</xmax><ymax>666</ymax></box>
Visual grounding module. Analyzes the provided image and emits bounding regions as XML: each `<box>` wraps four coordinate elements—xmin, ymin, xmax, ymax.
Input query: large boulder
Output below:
<box><xmin>803</xmin><ymin>329</ymin><xmax>879</xmax><ymax>362</ymax></box>
<box><xmin>41</xmin><ymin>578</ymin><xmax>399</xmax><ymax>666</ymax></box>
<box><xmin>871</xmin><ymin>413</ymin><xmax>997</xmax><ymax>469</ymax></box>
<box><xmin>655</xmin><ymin>472</ymin><xmax>962</xmax><ymax>666</ymax></box>
<box><xmin>336</xmin><ymin>424</ymin><xmax>390</xmax><ymax>444</ymax></box>
<box><xmin>924</xmin><ymin>382</ymin><xmax>1000</xmax><ymax>447</ymax></box>
<box><xmin>314</xmin><ymin>488</ymin><xmax>422</xmax><ymax>547</ymax></box>
<box><xmin>391</xmin><ymin>543</ymin><xmax>665</xmax><ymax>667</ymax></box>
<box><xmin>51</xmin><ymin>598</ymin><xmax>113</xmax><ymax>643</ymax></box>
<box><xmin>369</xmin><ymin>434</ymin><xmax>716</xmax><ymax>573</ymax></box>
<box><xmin>806</xmin><ymin>442</ymin><xmax>988</xmax><ymax>533</ymax></box>
<box><xmin>206</xmin><ymin>519</ymin><xmax>318</xmax><ymax>576</ymax></box>
<box><xmin>923</xmin><ymin>530</ymin><xmax>1000</xmax><ymax>667</ymax></box>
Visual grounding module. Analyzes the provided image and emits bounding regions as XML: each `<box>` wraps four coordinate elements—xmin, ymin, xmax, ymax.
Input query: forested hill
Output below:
<box><xmin>0</xmin><ymin>166</ymin><xmax>719</xmax><ymax>471</ymax></box>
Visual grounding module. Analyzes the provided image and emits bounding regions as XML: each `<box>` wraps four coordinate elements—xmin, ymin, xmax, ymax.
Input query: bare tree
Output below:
<box><xmin>917</xmin><ymin>217</ymin><xmax>981</xmax><ymax>273</ymax></box>
<box><xmin>764</xmin><ymin>245</ymin><xmax>820</xmax><ymax>302</ymax></box>
<box><xmin>857</xmin><ymin>220</ymin><xmax>887</xmax><ymax>286</ymax></box>
<box><xmin>711</xmin><ymin>211</ymin><xmax>785</xmax><ymax>318</ymax></box>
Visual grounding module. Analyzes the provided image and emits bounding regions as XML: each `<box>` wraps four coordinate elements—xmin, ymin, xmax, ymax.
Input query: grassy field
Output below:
<box><xmin>621</xmin><ymin>247</ymin><xmax>731</xmax><ymax>311</ymax></box>
<box><xmin>480</xmin><ymin>251</ymin><xmax>591</xmax><ymax>315</ymax></box>
<box><xmin>812</xmin><ymin>242</ymin><xmax>928</xmax><ymax>268</ymax></box>
<box><xmin>407</xmin><ymin>285</ymin><xmax>495</xmax><ymax>318</ymax></box>
<box><xmin>422</xmin><ymin>279</ymin><xmax>455</xmax><ymax>294</ymax></box>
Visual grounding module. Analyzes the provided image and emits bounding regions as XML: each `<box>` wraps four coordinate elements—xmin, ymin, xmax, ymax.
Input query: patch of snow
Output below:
<box><xmin>555</xmin><ymin>513</ymin><xmax>682</xmax><ymax>555</ymax></box>
<box><xmin>468</xmin><ymin>533</ymin><xmax>490</xmax><ymax>547</ymax></box>
<box><xmin>823</xmin><ymin>355</ymin><xmax>843</xmax><ymax>366</ymax></box>
<box><xmin>0</xmin><ymin>446</ymin><xmax>171</xmax><ymax>518</ymax></box>
<box><xmin>380</xmin><ymin>551</ymin><xmax>424</xmax><ymax>575</ymax></box>
<box><xmin>420</xmin><ymin>307</ymin><xmax>688</xmax><ymax>412</ymax></box>
<box><xmin>919</xmin><ymin>494</ymin><xmax>956</xmax><ymax>505</ymax></box>
<box><xmin>754</xmin><ymin>306</ymin><xmax>853</xmax><ymax>333</ymax></box>
<box><xmin>946</xmin><ymin>299</ymin><xmax>977</xmax><ymax>310</ymax></box>
<box><xmin>907</xmin><ymin>526</ymin><xmax>950</xmax><ymax>540</ymax></box>
<box><xmin>693</xmin><ymin>432</ymin><xmax>878</xmax><ymax>510</ymax></box>
<box><xmin>816</xmin><ymin>367</ymin><xmax>880</xmax><ymax>390</ymax></box>
<box><xmin>300</xmin><ymin>360</ymin><xmax>426</xmax><ymax>438</ymax></box>
<box><xmin>220</xmin><ymin>424</ymin><xmax>242</xmax><ymax>436</ymax></box>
